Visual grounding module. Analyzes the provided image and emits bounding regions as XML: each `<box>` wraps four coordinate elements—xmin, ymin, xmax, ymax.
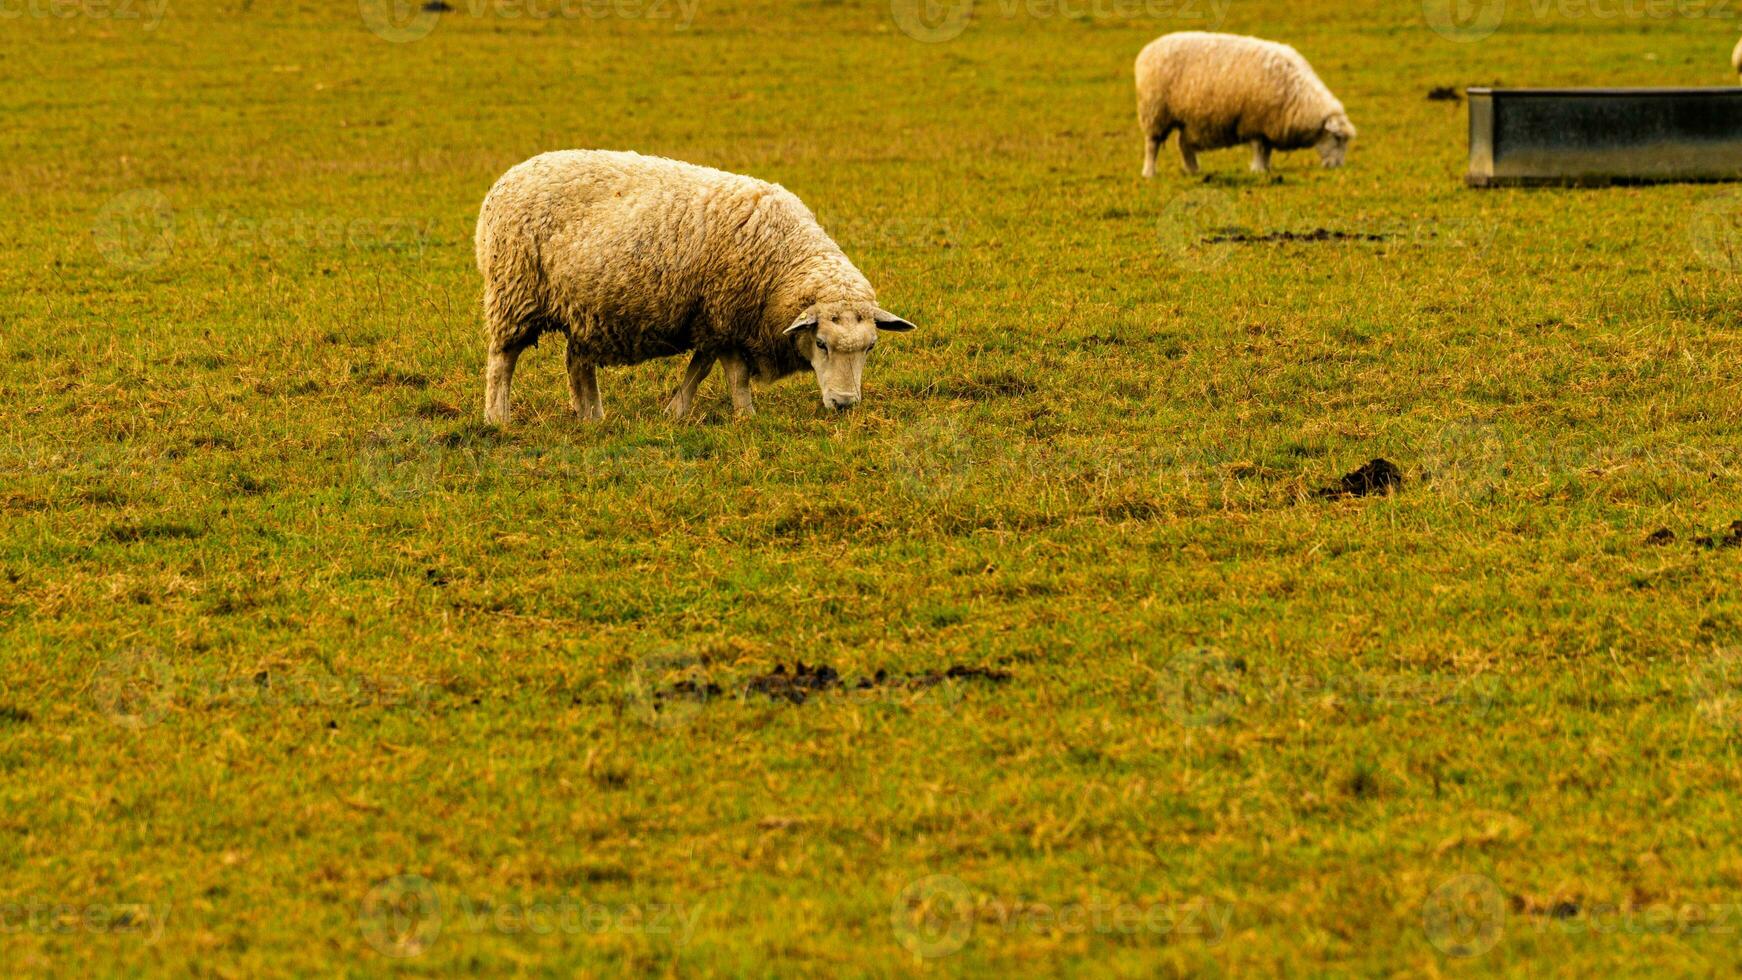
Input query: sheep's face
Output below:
<box><xmin>785</xmin><ymin>303</ymin><xmax>915</xmax><ymax>411</ymax></box>
<box><xmin>1317</xmin><ymin>113</ymin><xmax>1356</xmax><ymax>168</ymax></box>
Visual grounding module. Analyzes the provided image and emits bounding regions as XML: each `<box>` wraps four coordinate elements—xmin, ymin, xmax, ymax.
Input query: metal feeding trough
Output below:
<box><xmin>1467</xmin><ymin>87</ymin><xmax>1742</xmax><ymax>187</ymax></box>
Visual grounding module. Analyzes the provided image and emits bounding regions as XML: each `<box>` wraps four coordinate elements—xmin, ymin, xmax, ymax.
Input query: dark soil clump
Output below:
<box><xmin>649</xmin><ymin>677</ymin><xmax>722</xmax><ymax>707</ymax></box>
<box><xmin>1204</xmin><ymin>228</ymin><xmax>1387</xmax><ymax>245</ymax></box>
<box><xmin>743</xmin><ymin>662</ymin><xmax>1012</xmax><ymax>705</ymax></box>
<box><xmin>744</xmin><ymin>662</ymin><xmax>843</xmax><ymax>704</ymax></box>
<box><xmin>907</xmin><ymin>665</ymin><xmax>1013</xmax><ymax>686</ymax></box>
<box><xmin>1318</xmin><ymin>458</ymin><xmax>1403</xmax><ymax>499</ymax></box>
<box><xmin>1694</xmin><ymin>520</ymin><xmax>1742</xmax><ymax>549</ymax></box>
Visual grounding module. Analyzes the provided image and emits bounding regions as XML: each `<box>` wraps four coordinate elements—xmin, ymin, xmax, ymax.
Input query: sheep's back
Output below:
<box><xmin>476</xmin><ymin>150</ymin><xmax>803</xmax><ymax>363</ymax></box>
<box><xmin>1137</xmin><ymin>33</ymin><xmax>1336</xmax><ymax>148</ymax></box>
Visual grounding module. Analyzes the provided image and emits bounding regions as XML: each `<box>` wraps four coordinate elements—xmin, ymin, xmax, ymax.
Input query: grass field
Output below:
<box><xmin>4</xmin><ymin>0</ymin><xmax>1742</xmax><ymax>973</ymax></box>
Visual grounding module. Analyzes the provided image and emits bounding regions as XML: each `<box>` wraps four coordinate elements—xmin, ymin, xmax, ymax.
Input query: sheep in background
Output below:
<box><xmin>474</xmin><ymin>150</ymin><xmax>915</xmax><ymax>425</ymax></box>
<box><xmin>1732</xmin><ymin>36</ymin><xmax>1741</xmax><ymax>80</ymax></box>
<box><xmin>1136</xmin><ymin>32</ymin><xmax>1356</xmax><ymax>176</ymax></box>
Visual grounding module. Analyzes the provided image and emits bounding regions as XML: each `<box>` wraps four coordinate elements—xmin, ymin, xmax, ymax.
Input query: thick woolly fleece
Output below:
<box><xmin>1136</xmin><ymin>32</ymin><xmax>1352</xmax><ymax>155</ymax></box>
<box><xmin>475</xmin><ymin>150</ymin><xmax>878</xmax><ymax>381</ymax></box>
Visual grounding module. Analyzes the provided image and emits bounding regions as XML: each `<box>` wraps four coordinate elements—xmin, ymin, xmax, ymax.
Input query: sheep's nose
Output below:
<box><xmin>827</xmin><ymin>394</ymin><xmax>859</xmax><ymax>412</ymax></box>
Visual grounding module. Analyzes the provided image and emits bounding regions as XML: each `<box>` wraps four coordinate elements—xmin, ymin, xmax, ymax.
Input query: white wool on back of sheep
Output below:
<box><xmin>1135</xmin><ymin>31</ymin><xmax>1356</xmax><ymax>177</ymax></box>
<box><xmin>474</xmin><ymin>150</ymin><xmax>914</xmax><ymax>425</ymax></box>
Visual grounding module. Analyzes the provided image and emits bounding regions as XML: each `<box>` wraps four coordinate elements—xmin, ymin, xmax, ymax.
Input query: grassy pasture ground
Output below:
<box><xmin>4</xmin><ymin>0</ymin><xmax>1742</xmax><ymax>973</ymax></box>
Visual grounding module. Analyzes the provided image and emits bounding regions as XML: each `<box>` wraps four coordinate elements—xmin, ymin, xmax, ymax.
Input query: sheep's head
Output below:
<box><xmin>784</xmin><ymin>302</ymin><xmax>914</xmax><ymax>411</ymax></box>
<box><xmin>1317</xmin><ymin>113</ymin><xmax>1356</xmax><ymax>168</ymax></box>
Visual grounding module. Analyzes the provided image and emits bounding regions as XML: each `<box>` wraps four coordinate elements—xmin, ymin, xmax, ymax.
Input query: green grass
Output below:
<box><xmin>4</xmin><ymin>0</ymin><xmax>1742</xmax><ymax>973</ymax></box>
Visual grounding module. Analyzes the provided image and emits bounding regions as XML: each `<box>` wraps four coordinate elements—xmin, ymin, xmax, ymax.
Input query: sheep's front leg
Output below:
<box><xmin>1249</xmin><ymin>141</ymin><xmax>1272</xmax><ymax>173</ymax></box>
<box><xmin>1142</xmin><ymin>135</ymin><xmax>1161</xmax><ymax>179</ymax></box>
<box><xmin>565</xmin><ymin>336</ymin><xmax>603</xmax><ymax>421</ymax></box>
<box><xmin>664</xmin><ymin>350</ymin><xmax>716</xmax><ymax>419</ymax></box>
<box><xmin>1178</xmin><ymin>140</ymin><xmax>1200</xmax><ymax>176</ymax></box>
<box><xmin>484</xmin><ymin>343</ymin><xmax>525</xmax><ymax>427</ymax></box>
<box><xmin>721</xmin><ymin>353</ymin><xmax>755</xmax><ymax>417</ymax></box>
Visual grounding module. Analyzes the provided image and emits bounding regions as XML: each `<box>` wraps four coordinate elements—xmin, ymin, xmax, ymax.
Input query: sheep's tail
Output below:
<box><xmin>473</xmin><ymin>183</ymin><xmax>549</xmax><ymax>345</ymax></box>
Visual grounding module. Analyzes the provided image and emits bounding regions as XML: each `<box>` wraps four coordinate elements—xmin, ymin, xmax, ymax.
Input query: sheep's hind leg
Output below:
<box><xmin>664</xmin><ymin>350</ymin><xmax>716</xmax><ymax>420</ymax></box>
<box><xmin>1142</xmin><ymin>134</ymin><xmax>1162</xmax><ymax>178</ymax></box>
<box><xmin>1249</xmin><ymin>141</ymin><xmax>1272</xmax><ymax>174</ymax></box>
<box><xmin>565</xmin><ymin>336</ymin><xmax>603</xmax><ymax>421</ymax></box>
<box><xmin>721</xmin><ymin>353</ymin><xmax>755</xmax><ymax>417</ymax></box>
<box><xmin>484</xmin><ymin>342</ymin><xmax>526</xmax><ymax>427</ymax></box>
<box><xmin>1178</xmin><ymin>139</ymin><xmax>1200</xmax><ymax>176</ymax></box>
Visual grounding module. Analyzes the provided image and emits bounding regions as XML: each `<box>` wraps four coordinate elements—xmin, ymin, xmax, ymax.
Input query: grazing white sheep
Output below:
<box><xmin>1136</xmin><ymin>31</ymin><xmax>1356</xmax><ymax>176</ymax></box>
<box><xmin>474</xmin><ymin>150</ymin><xmax>915</xmax><ymax>424</ymax></box>
<box><xmin>1732</xmin><ymin>36</ymin><xmax>1742</xmax><ymax>80</ymax></box>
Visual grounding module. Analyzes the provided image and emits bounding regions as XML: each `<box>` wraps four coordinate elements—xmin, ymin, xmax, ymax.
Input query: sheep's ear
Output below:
<box><xmin>872</xmin><ymin>309</ymin><xmax>915</xmax><ymax>332</ymax></box>
<box><xmin>784</xmin><ymin>311</ymin><xmax>819</xmax><ymax>335</ymax></box>
<box><xmin>1325</xmin><ymin>114</ymin><xmax>1356</xmax><ymax>139</ymax></box>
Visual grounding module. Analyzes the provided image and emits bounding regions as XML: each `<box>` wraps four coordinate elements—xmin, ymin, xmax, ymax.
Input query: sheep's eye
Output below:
<box><xmin>815</xmin><ymin>340</ymin><xmax>829</xmax><ymax>353</ymax></box>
